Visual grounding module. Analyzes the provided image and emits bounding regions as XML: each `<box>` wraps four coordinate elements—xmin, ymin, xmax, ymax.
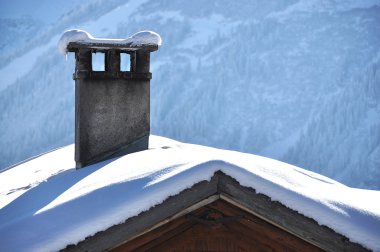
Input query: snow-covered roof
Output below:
<box><xmin>58</xmin><ymin>29</ymin><xmax>162</xmax><ymax>54</ymax></box>
<box><xmin>1</xmin><ymin>135</ymin><xmax>379</xmax><ymax>251</ymax></box>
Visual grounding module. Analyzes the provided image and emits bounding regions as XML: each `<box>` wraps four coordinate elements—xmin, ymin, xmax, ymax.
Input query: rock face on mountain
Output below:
<box><xmin>1</xmin><ymin>0</ymin><xmax>379</xmax><ymax>189</ymax></box>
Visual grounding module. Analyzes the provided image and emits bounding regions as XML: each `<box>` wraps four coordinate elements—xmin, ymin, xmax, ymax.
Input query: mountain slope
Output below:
<box><xmin>1</xmin><ymin>0</ymin><xmax>379</xmax><ymax>189</ymax></box>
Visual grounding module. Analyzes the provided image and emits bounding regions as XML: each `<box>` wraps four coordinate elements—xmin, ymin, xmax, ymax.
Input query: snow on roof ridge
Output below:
<box><xmin>57</xmin><ymin>29</ymin><xmax>162</xmax><ymax>54</ymax></box>
<box><xmin>0</xmin><ymin>135</ymin><xmax>379</xmax><ymax>251</ymax></box>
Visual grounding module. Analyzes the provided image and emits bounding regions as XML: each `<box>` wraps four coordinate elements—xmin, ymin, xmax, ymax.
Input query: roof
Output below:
<box><xmin>0</xmin><ymin>135</ymin><xmax>379</xmax><ymax>251</ymax></box>
<box><xmin>65</xmin><ymin>172</ymin><xmax>367</xmax><ymax>252</ymax></box>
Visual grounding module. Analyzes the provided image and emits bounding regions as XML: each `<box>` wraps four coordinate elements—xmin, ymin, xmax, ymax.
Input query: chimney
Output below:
<box><xmin>59</xmin><ymin>30</ymin><xmax>161</xmax><ymax>168</ymax></box>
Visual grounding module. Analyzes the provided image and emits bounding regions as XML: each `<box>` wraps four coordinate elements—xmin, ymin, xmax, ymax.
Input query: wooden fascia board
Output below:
<box><xmin>216</xmin><ymin>171</ymin><xmax>369</xmax><ymax>252</ymax></box>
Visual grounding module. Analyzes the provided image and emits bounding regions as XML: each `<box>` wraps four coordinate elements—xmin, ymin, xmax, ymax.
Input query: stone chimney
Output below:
<box><xmin>59</xmin><ymin>29</ymin><xmax>161</xmax><ymax>168</ymax></box>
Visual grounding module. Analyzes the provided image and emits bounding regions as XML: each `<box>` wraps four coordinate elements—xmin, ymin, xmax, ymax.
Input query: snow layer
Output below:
<box><xmin>0</xmin><ymin>136</ymin><xmax>379</xmax><ymax>252</ymax></box>
<box><xmin>58</xmin><ymin>29</ymin><xmax>162</xmax><ymax>54</ymax></box>
<box><xmin>57</xmin><ymin>29</ymin><xmax>92</xmax><ymax>54</ymax></box>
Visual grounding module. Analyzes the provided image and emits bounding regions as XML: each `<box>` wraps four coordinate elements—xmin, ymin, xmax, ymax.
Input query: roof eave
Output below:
<box><xmin>62</xmin><ymin>171</ymin><xmax>370</xmax><ymax>252</ymax></box>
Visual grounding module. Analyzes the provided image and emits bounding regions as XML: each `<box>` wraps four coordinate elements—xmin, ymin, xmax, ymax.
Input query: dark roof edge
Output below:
<box><xmin>216</xmin><ymin>173</ymin><xmax>370</xmax><ymax>252</ymax></box>
<box><xmin>67</xmin><ymin>42</ymin><xmax>158</xmax><ymax>53</ymax></box>
<box><xmin>62</xmin><ymin>171</ymin><xmax>370</xmax><ymax>252</ymax></box>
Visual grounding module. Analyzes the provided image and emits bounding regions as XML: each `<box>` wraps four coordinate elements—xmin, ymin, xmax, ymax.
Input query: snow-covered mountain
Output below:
<box><xmin>1</xmin><ymin>0</ymin><xmax>379</xmax><ymax>189</ymax></box>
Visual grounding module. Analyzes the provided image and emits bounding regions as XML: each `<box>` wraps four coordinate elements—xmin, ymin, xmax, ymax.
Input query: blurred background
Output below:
<box><xmin>1</xmin><ymin>0</ymin><xmax>379</xmax><ymax>189</ymax></box>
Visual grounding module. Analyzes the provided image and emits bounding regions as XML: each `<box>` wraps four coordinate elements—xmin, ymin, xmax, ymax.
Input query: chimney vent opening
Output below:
<box><xmin>120</xmin><ymin>53</ymin><xmax>132</xmax><ymax>72</ymax></box>
<box><xmin>92</xmin><ymin>52</ymin><xmax>105</xmax><ymax>71</ymax></box>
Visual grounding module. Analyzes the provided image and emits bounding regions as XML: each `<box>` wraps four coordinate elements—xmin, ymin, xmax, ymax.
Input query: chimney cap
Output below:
<box><xmin>58</xmin><ymin>29</ymin><xmax>162</xmax><ymax>54</ymax></box>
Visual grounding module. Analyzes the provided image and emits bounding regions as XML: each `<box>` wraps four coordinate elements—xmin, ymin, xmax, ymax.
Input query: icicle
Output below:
<box><xmin>65</xmin><ymin>53</ymin><xmax>68</xmax><ymax>61</ymax></box>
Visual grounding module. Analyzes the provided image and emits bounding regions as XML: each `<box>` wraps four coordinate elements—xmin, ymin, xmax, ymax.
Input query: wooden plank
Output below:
<box><xmin>147</xmin><ymin>219</ymin><xmax>272</xmax><ymax>252</ymax></box>
<box><xmin>117</xmin><ymin>200</ymin><xmax>321</xmax><ymax>252</ymax></box>
<box><xmin>115</xmin><ymin>213</ymin><xmax>195</xmax><ymax>251</ymax></box>
<box><xmin>216</xmin><ymin>171</ymin><xmax>370</xmax><ymax>252</ymax></box>
<box><xmin>207</xmin><ymin>200</ymin><xmax>321</xmax><ymax>252</ymax></box>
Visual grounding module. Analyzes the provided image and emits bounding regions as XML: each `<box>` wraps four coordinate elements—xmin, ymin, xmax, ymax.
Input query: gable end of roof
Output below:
<box><xmin>62</xmin><ymin>171</ymin><xmax>370</xmax><ymax>252</ymax></box>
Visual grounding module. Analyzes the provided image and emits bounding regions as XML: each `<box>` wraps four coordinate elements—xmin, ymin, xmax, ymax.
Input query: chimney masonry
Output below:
<box><xmin>59</xmin><ymin>29</ymin><xmax>161</xmax><ymax>168</ymax></box>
